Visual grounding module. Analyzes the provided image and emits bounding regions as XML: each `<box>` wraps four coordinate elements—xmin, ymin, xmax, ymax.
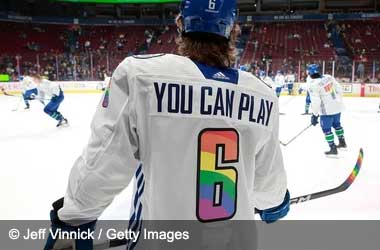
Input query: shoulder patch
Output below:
<box><xmin>133</xmin><ymin>53</ymin><xmax>165</xmax><ymax>59</ymax></box>
<box><xmin>193</xmin><ymin>61</ymin><xmax>239</xmax><ymax>84</ymax></box>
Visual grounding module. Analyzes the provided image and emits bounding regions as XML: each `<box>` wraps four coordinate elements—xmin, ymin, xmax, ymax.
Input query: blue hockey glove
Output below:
<box><xmin>311</xmin><ymin>114</ymin><xmax>319</xmax><ymax>126</ymax></box>
<box><xmin>257</xmin><ymin>190</ymin><xmax>290</xmax><ymax>224</ymax></box>
<box><xmin>298</xmin><ymin>88</ymin><xmax>303</xmax><ymax>95</ymax></box>
<box><xmin>44</xmin><ymin>198</ymin><xmax>96</xmax><ymax>250</ymax></box>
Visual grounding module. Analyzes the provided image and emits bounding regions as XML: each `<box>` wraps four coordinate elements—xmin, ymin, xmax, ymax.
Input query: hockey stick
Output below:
<box><xmin>61</xmin><ymin>148</ymin><xmax>363</xmax><ymax>250</ymax></box>
<box><xmin>290</xmin><ymin>147</ymin><xmax>363</xmax><ymax>204</ymax></box>
<box><xmin>2</xmin><ymin>89</ymin><xmax>27</xmax><ymax>111</ymax></box>
<box><xmin>11</xmin><ymin>95</ymin><xmax>50</xmax><ymax>111</ymax></box>
<box><xmin>1</xmin><ymin>88</ymin><xmax>17</xmax><ymax>97</ymax></box>
<box><xmin>279</xmin><ymin>124</ymin><xmax>312</xmax><ymax>146</ymax></box>
<box><xmin>3</xmin><ymin>92</ymin><xmax>17</xmax><ymax>97</ymax></box>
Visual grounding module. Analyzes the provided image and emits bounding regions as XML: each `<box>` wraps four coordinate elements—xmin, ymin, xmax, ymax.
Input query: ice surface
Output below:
<box><xmin>1</xmin><ymin>93</ymin><xmax>379</xmax><ymax>220</ymax></box>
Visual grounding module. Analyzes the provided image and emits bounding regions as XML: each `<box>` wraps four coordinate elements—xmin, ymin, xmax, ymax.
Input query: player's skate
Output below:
<box><xmin>301</xmin><ymin>111</ymin><xmax>311</xmax><ymax>115</ymax></box>
<box><xmin>56</xmin><ymin>117</ymin><xmax>68</xmax><ymax>127</ymax></box>
<box><xmin>337</xmin><ymin>138</ymin><xmax>347</xmax><ymax>150</ymax></box>
<box><xmin>325</xmin><ymin>144</ymin><xmax>338</xmax><ymax>157</ymax></box>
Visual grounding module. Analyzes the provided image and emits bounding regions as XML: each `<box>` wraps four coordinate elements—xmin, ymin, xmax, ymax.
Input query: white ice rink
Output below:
<box><xmin>1</xmin><ymin>93</ymin><xmax>379</xmax><ymax>220</ymax></box>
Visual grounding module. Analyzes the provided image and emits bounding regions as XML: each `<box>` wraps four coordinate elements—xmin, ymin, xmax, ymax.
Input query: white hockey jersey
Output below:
<box><xmin>22</xmin><ymin>76</ymin><xmax>37</xmax><ymax>92</ymax></box>
<box><xmin>37</xmin><ymin>79</ymin><xmax>61</xmax><ymax>98</ymax></box>
<box><xmin>58</xmin><ymin>54</ymin><xmax>287</xmax><ymax>223</ymax></box>
<box><xmin>274</xmin><ymin>74</ymin><xmax>285</xmax><ymax>88</ymax></box>
<box><xmin>285</xmin><ymin>74</ymin><xmax>295</xmax><ymax>83</ymax></box>
<box><xmin>307</xmin><ymin>74</ymin><xmax>344</xmax><ymax>116</ymax></box>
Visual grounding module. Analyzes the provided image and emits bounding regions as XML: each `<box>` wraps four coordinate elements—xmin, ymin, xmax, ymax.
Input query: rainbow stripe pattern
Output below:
<box><xmin>197</xmin><ymin>129</ymin><xmax>238</xmax><ymax>222</ymax></box>
<box><xmin>342</xmin><ymin>148</ymin><xmax>363</xmax><ymax>190</ymax></box>
<box><xmin>102</xmin><ymin>88</ymin><xmax>110</xmax><ymax>108</ymax></box>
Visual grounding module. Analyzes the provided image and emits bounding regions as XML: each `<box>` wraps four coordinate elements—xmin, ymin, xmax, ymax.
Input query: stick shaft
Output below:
<box><xmin>280</xmin><ymin>124</ymin><xmax>312</xmax><ymax>146</ymax></box>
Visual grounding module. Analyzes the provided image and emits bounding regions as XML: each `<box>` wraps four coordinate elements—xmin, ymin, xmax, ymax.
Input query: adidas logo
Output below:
<box><xmin>212</xmin><ymin>72</ymin><xmax>230</xmax><ymax>80</ymax></box>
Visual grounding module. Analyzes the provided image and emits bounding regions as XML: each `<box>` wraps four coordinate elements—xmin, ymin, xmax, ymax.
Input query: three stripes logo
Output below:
<box><xmin>212</xmin><ymin>72</ymin><xmax>230</xmax><ymax>81</ymax></box>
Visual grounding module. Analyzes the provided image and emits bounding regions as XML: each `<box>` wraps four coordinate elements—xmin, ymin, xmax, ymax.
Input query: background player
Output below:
<box><xmin>285</xmin><ymin>70</ymin><xmax>296</xmax><ymax>95</ymax></box>
<box><xmin>239</xmin><ymin>65</ymin><xmax>248</xmax><ymax>72</ymax></box>
<box><xmin>298</xmin><ymin>81</ymin><xmax>312</xmax><ymax>115</ymax></box>
<box><xmin>21</xmin><ymin>75</ymin><xmax>39</xmax><ymax>109</ymax></box>
<box><xmin>307</xmin><ymin>64</ymin><xmax>347</xmax><ymax>156</ymax></box>
<box><xmin>31</xmin><ymin>74</ymin><xmax>68</xmax><ymax>127</ymax></box>
<box><xmin>44</xmin><ymin>0</ymin><xmax>289</xmax><ymax>249</ymax></box>
<box><xmin>274</xmin><ymin>70</ymin><xmax>285</xmax><ymax>97</ymax></box>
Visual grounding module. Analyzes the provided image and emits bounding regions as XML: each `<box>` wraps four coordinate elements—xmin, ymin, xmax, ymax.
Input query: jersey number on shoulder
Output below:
<box><xmin>208</xmin><ymin>0</ymin><xmax>216</xmax><ymax>10</ymax></box>
<box><xmin>196</xmin><ymin>128</ymin><xmax>239</xmax><ymax>222</ymax></box>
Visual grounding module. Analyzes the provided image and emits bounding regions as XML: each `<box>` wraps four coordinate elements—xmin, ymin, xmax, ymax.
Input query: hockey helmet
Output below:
<box><xmin>179</xmin><ymin>0</ymin><xmax>237</xmax><ymax>40</ymax></box>
<box><xmin>307</xmin><ymin>64</ymin><xmax>320</xmax><ymax>75</ymax></box>
<box><xmin>240</xmin><ymin>65</ymin><xmax>248</xmax><ymax>71</ymax></box>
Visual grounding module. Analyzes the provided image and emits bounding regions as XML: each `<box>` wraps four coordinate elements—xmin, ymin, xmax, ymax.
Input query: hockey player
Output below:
<box><xmin>298</xmin><ymin>81</ymin><xmax>311</xmax><ymax>115</ymax></box>
<box><xmin>31</xmin><ymin>74</ymin><xmax>68</xmax><ymax>127</ymax></box>
<box><xmin>285</xmin><ymin>70</ymin><xmax>296</xmax><ymax>95</ymax></box>
<box><xmin>239</xmin><ymin>65</ymin><xmax>248</xmax><ymax>72</ymax></box>
<box><xmin>258</xmin><ymin>69</ymin><xmax>266</xmax><ymax>80</ymax></box>
<box><xmin>44</xmin><ymin>0</ymin><xmax>289</xmax><ymax>249</ymax></box>
<box><xmin>274</xmin><ymin>70</ymin><xmax>285</xmax><ymax>97</ymax></box>
<box><xmin>307</xmin><ymin>64</ymin><xmax>347</xmax><ymax>156</ymax></box>
<box><xmin>304</xmin><ymin>91</ymin><xmax>311</xmax><ymax>115</ymax></box>
<box><xmin>21</xmin><ymin>76</ymin><xmax>39</xmax><ymax>109</ymax></box>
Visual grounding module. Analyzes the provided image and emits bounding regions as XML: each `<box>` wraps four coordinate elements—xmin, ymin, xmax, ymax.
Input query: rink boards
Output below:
<box><xmin>1</xmin><ymin>81</ymin><xmax>380</xmax><ymax>97</ymax></box>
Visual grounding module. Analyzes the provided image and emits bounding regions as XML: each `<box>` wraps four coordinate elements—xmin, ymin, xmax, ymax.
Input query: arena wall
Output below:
<box><xmin>1</xmin><ymin>81</ymin><xmax>380</xmax><ymax>97</ymax></box>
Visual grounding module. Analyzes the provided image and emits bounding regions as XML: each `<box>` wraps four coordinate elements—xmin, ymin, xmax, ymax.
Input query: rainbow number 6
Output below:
<box><xmin>196</xmin><ymin>128</ymin><xmax>239</xmax><ymax>222</ymax></box>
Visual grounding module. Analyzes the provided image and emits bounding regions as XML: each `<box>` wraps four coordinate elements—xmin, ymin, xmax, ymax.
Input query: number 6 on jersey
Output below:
<box><xmin>196</xmin><ymin>129</ymin><xmax>239</xmax><ymax>222</ymax></box>
<box><xmin>208</xmin><ymin>0</ymin><xmax>216</xmax><ymax>10</ymax></box>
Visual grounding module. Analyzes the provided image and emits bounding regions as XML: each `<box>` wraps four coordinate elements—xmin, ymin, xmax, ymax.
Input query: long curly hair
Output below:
<box><xmin>176</xmin><ymin>16</ymin><xmax>240</xmax><ymax>68</ymax></box>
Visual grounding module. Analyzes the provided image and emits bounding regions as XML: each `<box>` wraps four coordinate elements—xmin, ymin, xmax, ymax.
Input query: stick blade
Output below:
<box><xmin>290</xmin><ymin>148</ymin><xmax>364</xmax><ymax>205</ymax></box>
<box><xmin>340</xmin><ymin>148</ymin><xmax>363</xmax><ymax>191</ymax></box>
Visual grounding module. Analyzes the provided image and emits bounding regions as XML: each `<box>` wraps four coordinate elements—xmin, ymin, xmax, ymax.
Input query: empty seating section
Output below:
<box><xmin>240</xmin><ymin>22</ymin><xmax>335</xmax><ymax>71</ymax></box>
<box><xmin>147</xmin><ymin>25</ymin><xmax>177</xmax><ymax>54</ymax></box>
<box><xmin>339</xmin><ymin>20</ymin><xmax>380</xmax><ymax>76</ymax></box>
<box><xmin>0</xmin><ymin>22</ymin><xmax>151</xmax><ymax>76</ymax></box>
<box><xmin>341</xmin><ymin>20</ymin><xmax>380</xmax><ymax>60</ymax></box>
<box><xmin>1</xmin><ymin>20</ymin><xmax>379</xmax><ymax>79</ymax></box>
